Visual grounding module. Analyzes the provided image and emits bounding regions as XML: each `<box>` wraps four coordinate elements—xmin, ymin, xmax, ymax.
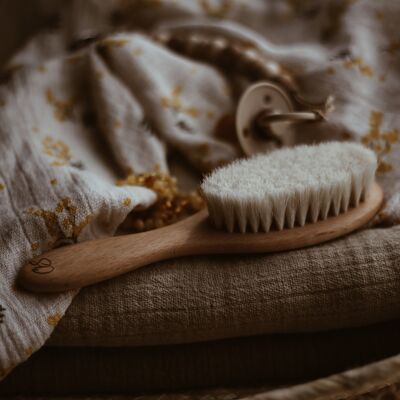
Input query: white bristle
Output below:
<box><xmin>201</xmin><ymin>142</ymin><xmax>377</xmax><ymax>233</ymax></box>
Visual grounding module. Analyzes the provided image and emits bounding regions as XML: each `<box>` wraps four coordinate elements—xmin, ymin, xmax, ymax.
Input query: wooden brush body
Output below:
<box><xmin>19</xmin><ymin>182</ymin><xmax>383</xmax><ymax>293</ymax></box>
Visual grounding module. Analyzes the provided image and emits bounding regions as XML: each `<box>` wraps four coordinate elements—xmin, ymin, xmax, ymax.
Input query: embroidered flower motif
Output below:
<box><xmin>343</xmin><ymin>57</ymin><xmax>374</xmax><ymax>77</ymax></box>
<box><xmin>42</xmin><ymin>136</ymin><xmax>71</xmax><ymax>167</ymax></box>
<box><xmin>362</xmin><ymin>111</ymin><xmax>399</xmax><ymax>174</ymax></box>
<box><xmin>99</xmin><ymin>38</ymin><xmax>129</xmax><ymax>48</ymax></box>
<box><xmin>24</xmin><ymin>347</ymin><xmax>33</xmax><ymax>356</ymax></box>
<box><xmin>26</xmin><ymin>198</ymin><xmax>93</xmax><ymax>247</ymax></box>
<box><xmin>45</xmin><ymin>89</ymin><xmax>76</xmax><ymax>122</ymax></box>
<box><xmin>47</xmin><ymin>313</ymin><xmax>61</xmax><ymax>327</ymax></box>
<box><xmin>122</xmin><ymin>197</ymin><xmax>132</xmax><ymax>206</ymax></box>
<box><xmin>31</xmin><ymin>242</ymin><xmax>40</xmax><ymax>251</ymax></box>
<box><xmin>161</xmin><ymin>85</ymin><xmax>200</xmax><ymax>119</ymax></box>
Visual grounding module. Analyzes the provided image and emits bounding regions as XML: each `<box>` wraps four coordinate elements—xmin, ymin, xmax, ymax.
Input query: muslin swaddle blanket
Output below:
<box><xmin>1</xmin><ymin>0</ymin><xmax>400</xmax><ymax>380</ymax></box>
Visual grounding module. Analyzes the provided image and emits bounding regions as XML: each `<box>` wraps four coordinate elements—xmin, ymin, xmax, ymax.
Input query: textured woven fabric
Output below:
<box><xmin>3</xmin><ymin>320</ymin><xmax>400</xmax><ymax>395</ymax></box>
<box><xmin>2</xmin><ymin>0</ymin><xmax>400</xmax><ymax>381</ymax></box>
<box><xmin>47</xmin><ymin>224</ymin><xmax>400</xmax><ymax>347</ymax></box>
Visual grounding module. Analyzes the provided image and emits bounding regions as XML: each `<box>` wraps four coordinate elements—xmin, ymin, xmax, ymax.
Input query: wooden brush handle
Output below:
<box><xmin>18</xmin><ymin>182</ymin><xmax>383</xmax><ymax>293</ymax></box>
<box><xmin>18</xmin><ymin>213</ymin><xmax>207</xmax><ymax>293</ymax></box>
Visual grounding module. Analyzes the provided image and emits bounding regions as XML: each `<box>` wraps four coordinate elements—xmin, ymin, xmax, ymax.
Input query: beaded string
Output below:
<box><xmin>154</xmin><ymin>30</ymin><xmax>297</xmax><ymax>92</ymax></box>
<box><xmin>153</xmin><ymin>29</ymin><xmax>332</xmax><ymax>118</ymax></box>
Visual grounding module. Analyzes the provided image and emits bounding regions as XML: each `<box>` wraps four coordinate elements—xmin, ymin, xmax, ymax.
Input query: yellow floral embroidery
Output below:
<box><xmin>25</xmin><ymin>347</ymin><xmax>33</xmax><ymax>356</ymax></box>
<box><xmin>343</xmin><ymin>57</ymin><xmax>374</xmax><ymax>77</ymax></box>
<box><xmin>26</xmin><ymin>197</ymin><xmax>93</xmax><ymax>246</ymax></box>
<box><xmin>100</xmin><ymin>38</ymin><xmax>129</xmax><ymax>48</ymax></box>
<box><xmin>161</xmin><ymin>85</ymin><xmax>200</xmax><ymax>118</ymax></box>
<box><xmin>42</xmin><ymin>136</ymin><xmax>71</xmax><ymax>167</ymax></box>
<box><xmin>198</xmin><ymin>0</ymin><xmax>232</xmax><ymax>18</ymax></box>
<box><xmin>122</xmin><ymin>197</ymin><xmax>132</xmax><ymax>206</ymax></box>
<box><xmin>31</xmin><ymin>242</ymin><xmax>40</xmax><ymax>251</ymax></box>
<box><xmin>184</xmin><ymin>107</ymin><xmax>200</xmax><ymax>118</ymax></box>
<box><xmin>161</xmin><ymin>85</ymin><xmax>182</xmax><ymax>109</ymax></box>
<box><xmin>361</xmin><ymin>111</ymin><xmax>399</xmax><ymax>174</ymax></box>
<box><xmin>50</xmin><ymin>178</ymin><xmax>58</xmax><ymax>186</ymax></box>
<box><xmin>0</xmin><ymin>183</ymin><xmax>5</xmax><ymax>190</ymax></box>
<box><xmin>45</xmin><ymin>89</ymin><xmax>76</xmax><ymax>122</ymax></box>
<box><xmin>47</xmin><ymin>313</ymin><xmax>61</xmax><ymax>327</ymax></box>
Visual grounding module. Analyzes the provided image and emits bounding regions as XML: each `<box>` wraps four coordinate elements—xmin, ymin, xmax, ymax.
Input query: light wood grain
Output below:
<box><xmin>18</xmin><ymin>182</ymin><xmax>383</xmax><ymax>293</ymax></box>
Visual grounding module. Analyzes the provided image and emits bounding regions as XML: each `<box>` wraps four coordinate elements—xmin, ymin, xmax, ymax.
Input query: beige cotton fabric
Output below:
<box><xmin>1</xmin><ymin>0</ymin><xmax>400</xmax><ymax>380</ymax></box>
<box><xmin>48</xmin><ymin>224</ymin><xmax>400</xmax><ymax>347</ymax></box>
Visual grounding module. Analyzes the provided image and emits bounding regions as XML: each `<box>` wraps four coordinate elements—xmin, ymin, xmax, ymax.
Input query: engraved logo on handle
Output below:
<box><xmin>29</xmin><ymin>258</ymin><xmax>54</xmax><ymax>274</ymax></box>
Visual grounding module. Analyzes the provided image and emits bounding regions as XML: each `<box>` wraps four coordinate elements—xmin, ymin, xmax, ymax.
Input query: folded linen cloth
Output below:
<box><xmin>1</xmin><ymin>0</ymin><xmax>400</xmax><ymax>381</ymax></box>
<box><xmin>48</xmin><ymin>224</ymin><xmax>400</xmax><ymax>347</ymax></box>
<box><xmin>3</xmin><ymin>320</ymin><xmax>400</xmax><ymax>395</ymax></box>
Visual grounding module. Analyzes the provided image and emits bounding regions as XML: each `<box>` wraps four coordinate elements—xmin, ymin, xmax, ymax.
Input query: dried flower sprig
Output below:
<box><xmin>117</xmin><ymin>167</ymin><xmax>204</xmax><ymax>232</ymax></box>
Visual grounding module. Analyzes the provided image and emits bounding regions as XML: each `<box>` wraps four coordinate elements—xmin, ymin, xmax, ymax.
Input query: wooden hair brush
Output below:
<box><xmin>18</xmin><ymin>142</ymin><xmax>383</xmax><ymax>293</ymax></box>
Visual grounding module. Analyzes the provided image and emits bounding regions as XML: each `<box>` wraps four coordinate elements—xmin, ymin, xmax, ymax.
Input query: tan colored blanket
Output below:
<box><xmin>49</xmin><ymin>224</ymin><xmax>400</xmax><ymax>347</ymax></box>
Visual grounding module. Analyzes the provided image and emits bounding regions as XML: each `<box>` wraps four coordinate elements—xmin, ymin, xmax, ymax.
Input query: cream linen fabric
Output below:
<box><xmin>1</xmin><ymin>0</ymin><xmax>400</xmax><ymax>380</ymax></box>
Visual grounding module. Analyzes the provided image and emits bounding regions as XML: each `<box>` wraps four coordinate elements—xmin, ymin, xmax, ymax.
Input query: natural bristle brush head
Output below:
<box><xmin>201</xmin><ymin>142</ymin><xmax>377</xmax><ymax>233</ymax></box>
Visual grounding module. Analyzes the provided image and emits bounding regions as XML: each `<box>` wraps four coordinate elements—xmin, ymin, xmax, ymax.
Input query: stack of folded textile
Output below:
<box><xmin>3</xmin><ymin>222</ymin><xmax>400</xmax><ymax>395</ymax></box>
